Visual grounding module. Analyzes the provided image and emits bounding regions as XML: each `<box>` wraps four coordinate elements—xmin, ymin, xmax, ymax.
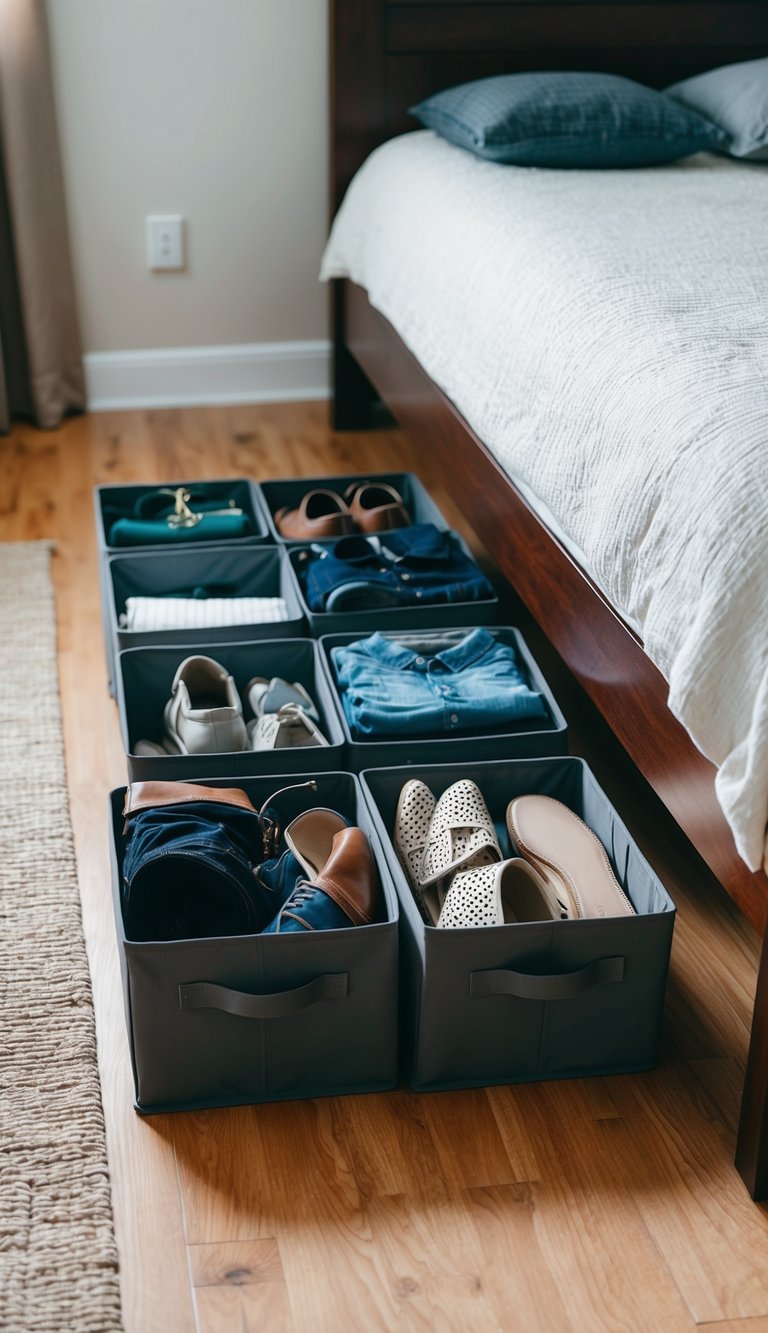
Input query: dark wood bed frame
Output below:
<box><xmin>329</xmin><ymin>0</ymin><xmax>768</xmax><ymax>1195</ymax></box>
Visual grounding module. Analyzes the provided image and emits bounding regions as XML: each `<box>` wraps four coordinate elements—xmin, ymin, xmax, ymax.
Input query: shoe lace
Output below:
<box><xmin>284</xmin><ymin>879</ymin><xmax>318</xmax><ymax>910</ymax></box>
<box><xmin>275</xmin><ymin>703</ymin><xmax>308</xmax><ymax>724</ymax></box>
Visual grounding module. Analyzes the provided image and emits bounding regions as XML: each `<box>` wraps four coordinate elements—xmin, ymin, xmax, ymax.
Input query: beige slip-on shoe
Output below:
<box><xmin>506</xmin><ymin>795</ymin><xmax>635</xmax><ymax>919</ymax></box>
<box><xmin>163</xmin><ymin>655</ymin><xmax>248</xmax><ymax>755</ymax></box>
<box><xmin>437</xmin><ymin>857</ymin><xmax>566</xmax><ymax>929</ymax></box>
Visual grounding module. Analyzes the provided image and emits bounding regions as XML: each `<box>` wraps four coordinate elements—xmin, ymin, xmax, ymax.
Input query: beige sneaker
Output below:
<box><xmin>163</xmin><ymin>655</ymin><xmax>248</xmax><ymax>755</ymax></box>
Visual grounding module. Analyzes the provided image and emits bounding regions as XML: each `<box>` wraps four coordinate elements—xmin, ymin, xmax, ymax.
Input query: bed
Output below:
<box><xmin>327</xmin><ymin>0</ymin><xmax>768</xmax><ymax>1195</ymax></box>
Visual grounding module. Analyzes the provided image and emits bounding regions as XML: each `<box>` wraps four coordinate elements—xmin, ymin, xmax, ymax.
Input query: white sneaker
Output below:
<box><xmin>245</xmin><ymin>676</ymin><xmax>320</xmax><ymax>723</ymax></box>
<box><xmin>248</xmin><ymin>703</ymin><xmax>328</xmax><ymax>751</ymax></box>
<box><xmin>163</xmin><ymin>656</ymin><xmax>248</xmax><ymax>755</ymax></box>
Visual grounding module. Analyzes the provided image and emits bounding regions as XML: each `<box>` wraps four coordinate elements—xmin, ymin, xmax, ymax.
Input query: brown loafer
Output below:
<box><xmin>275</xmin><ymin>488</ymin><xmax>356</xmax><ymax>540</ymax></box>
<box><xmin>344</xmin><ymin>481</ymin><xmax>411</xmax><ymax>533</ymax></box>
<box><xmin>284</xmin><ymin>809</ymin><xmax>379</xmax><ymax>921</ymax></box>
<box><xmin>266</xmin><ymin>827</ymin><xmax>380</xmax><ymax>932</ymax></box>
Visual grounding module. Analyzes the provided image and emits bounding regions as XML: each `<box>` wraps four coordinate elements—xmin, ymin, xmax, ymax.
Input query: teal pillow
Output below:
<box><xmin>410</xmin><ymin>71</ymin><xmax>727</xmax><ymax>168</ymax></box>
<box><xmin>666</xmin><ymin>58</ymin><xmax>768</xmax><ymax>161</ymax></box>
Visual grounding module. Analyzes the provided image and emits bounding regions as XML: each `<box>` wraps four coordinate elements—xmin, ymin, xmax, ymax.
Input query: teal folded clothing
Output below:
<box><xmin>109</xmin><ymin>511</ymin><xmax>252</xmax><ymax>547</ymax></box>
<box><xmin>106</xmin><ymin>484</ymin><xmax>254</xmax><ymax>546</ymax></box>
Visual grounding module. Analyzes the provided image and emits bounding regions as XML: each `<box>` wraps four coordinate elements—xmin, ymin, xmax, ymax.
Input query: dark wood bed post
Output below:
<box><xmin>328</xmin><ymin>0</ymin><xmax>768</xmax><ymax>1197</ymax></box>
<box><xmin>331</xmin><ymin>285</ymin><xmax>379</xmax><ymax>430</ymax></box>
<box><xmin>737</xmin><ymin>934</ymin><xmax>768</xmax><ymax>1197</ymax></box>
<box><xmin>329</xmin><ymin>0</ymin><xmax>387</xmax><ymax>429</ymax></box>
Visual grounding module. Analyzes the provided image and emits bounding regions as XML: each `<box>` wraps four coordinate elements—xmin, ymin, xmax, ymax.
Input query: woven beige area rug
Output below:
<box><xmin>0</xmin><ymin>543</ymin><xmax>122</xmax><ymax>1333</ymax></box>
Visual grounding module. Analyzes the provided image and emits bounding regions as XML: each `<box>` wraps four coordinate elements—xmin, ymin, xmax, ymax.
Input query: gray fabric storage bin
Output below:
<box><xmin>319</xmin><ymin>627</ymin><xmax>568</xmax><ymax>769</ymax></box>
<box><xmin>118</xmin><ymin>638</ymin><xmax>347</xmax><ymax>781</ymax></box>
<box><xmin>108</xmin><ymin>772</ymin><xmax>399</xmax><ymax>1112</ymax></box>
<box><xmin>95</xmin><ymin>478</ymin><xmax>270</xmax><ymax>555</ymax></box>
<box><xmin>104</xmin><ymin>544</ymin><xmax>305</xmax><ymax>694</ymax></box>
<box><xmin>362</xmin><ymin>757</ymin><xmax>675</xmax><ymax>1092</ymax></box>
<box><xmin>260</xmin><ymin>471</ymin><xmax>448</xmax><ymax>543</ymax></box>
<box><xmin>95</xmin><ymin>480</ymin><xmax>271</xmax><ymax>691</ymax></box>
<box><xmin>287</xmin><ymin>532</ymin><xmax>500</xmax><ymax>636</ymax></box>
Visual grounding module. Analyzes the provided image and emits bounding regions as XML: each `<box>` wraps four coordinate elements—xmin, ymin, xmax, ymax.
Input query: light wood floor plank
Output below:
<box><xmin>362</xmin><ymin>1190</ymin><xmax>504</xmax><ymax>1332</ymax></box>
<box><xmin>420</xmin><ymin>1087</ymin><xmax>521</xmax><ymax>1190</ymax></box>
<box><xmin>194</xmin><ymin>1280</ymin><xmax>294</xmax><ymax>1333</ymax></box>
<box><xmin>603</xmin><ymin>1067</ymin><xmax>768</xmax><ymax>1322</ymax></box>
<box><xmin>480</xmin><ymin>1084</ymin><xmax>698</xmax><ymax>1333</ymax></box>
<box><xmin>188</xmin><ymin>1237</ymin><xmax>284</xmax><ymax>1288</ymax></box>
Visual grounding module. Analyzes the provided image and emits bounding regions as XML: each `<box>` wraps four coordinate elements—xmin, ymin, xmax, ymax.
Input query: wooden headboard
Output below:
<box><xmin>330</xmin><ymin>0</ymin><xmax>768</xmax><ymax>209</ymax></box>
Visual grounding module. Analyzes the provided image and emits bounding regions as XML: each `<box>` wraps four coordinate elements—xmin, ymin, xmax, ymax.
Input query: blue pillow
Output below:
<box><xmin>666</xmin><ymin>58</ymin><xmax>768</xmax><ymax>161</ymax></box>
<box><xmin>409</xmin><ymin>72</ymin><xmax>727</xmax><ymax>168</ymax></box>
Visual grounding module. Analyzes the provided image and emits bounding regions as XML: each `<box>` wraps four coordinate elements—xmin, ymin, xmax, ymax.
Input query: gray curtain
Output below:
<box><xmin>0</xmin><ymin>0</ymin><xmax>84</xmax><ymax>431</ymax></box>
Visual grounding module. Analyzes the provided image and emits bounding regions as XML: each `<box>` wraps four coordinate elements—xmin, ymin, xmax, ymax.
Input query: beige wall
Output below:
<box><xmin>46</xmin><ymin>0</ymin><xmax>329</xmax><ymax>355</ymax></box>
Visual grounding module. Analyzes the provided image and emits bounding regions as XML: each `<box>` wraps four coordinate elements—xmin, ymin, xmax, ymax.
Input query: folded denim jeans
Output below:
<box><xmin>121</xmin><ymin>782</ymin><xmax>286</xmax><ymax>941</ymax></box>
<box><xmin>296</xmin><ymin>524</ymin><xmax>494</xmax><ymax>612</ymax></box>
<box><xmin>331</xmin><ymin>628</ymin><xmax>549</xmax><ymax>738</ymax></box>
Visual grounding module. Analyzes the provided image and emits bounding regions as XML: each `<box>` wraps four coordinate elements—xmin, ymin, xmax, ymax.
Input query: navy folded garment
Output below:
<box><xmin>297</xmin><ymin>525</ymin><xmax>494</xmax><ymax>613</ymax></box>
<box><xmin>331</xmin><ymin>629</ymin><xmax>549</xmax><ymax>738</ymax></box>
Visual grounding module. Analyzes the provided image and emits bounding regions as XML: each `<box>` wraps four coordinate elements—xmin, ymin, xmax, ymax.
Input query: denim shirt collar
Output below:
<box><xmin>361</xmin><ymin>628</ymin><xmax>496</xmax><ymax>673</ymax></box>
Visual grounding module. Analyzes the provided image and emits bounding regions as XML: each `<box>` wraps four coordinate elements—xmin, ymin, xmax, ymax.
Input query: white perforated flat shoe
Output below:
<box><xmin>394</xmin><ymin>779</ymin><xmax>447</xmax><ymax>924</ymax></box>
<box><xmin>507</xmin><ymin>795</ymin><xmax>635</xmax><ymax>919</ymax></box>
<box><xmin>420</xmin><ymin>780</ymin><xmax>502</xmax><ymax>887</ymax></box>
<box><xmin>437</xmin><ymin>857</ymin><xmax>566</xmax><ymax>929</ymax></box>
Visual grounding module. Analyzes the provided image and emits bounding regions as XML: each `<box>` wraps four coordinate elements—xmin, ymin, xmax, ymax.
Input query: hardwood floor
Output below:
<box><xmin>3</xmin><ymin>401</ymin><xmax>768</xmax><ymax>1332</ymax></box>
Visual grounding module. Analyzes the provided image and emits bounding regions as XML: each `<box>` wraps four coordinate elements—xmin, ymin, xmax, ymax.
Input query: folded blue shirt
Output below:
<box><xmin>331</xmin><ymin>628</ymin><xmax>549</xmax><ymax>738</ymax></box>
<box><xmin>296</xmin><ymin>524</ymin><xmax>494</xmax><ymax>612</ymax></box>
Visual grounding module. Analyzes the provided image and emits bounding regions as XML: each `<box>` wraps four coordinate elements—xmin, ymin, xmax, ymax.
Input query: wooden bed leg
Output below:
<box><xmin>736</xmin><ymin>925</ymin><xmax>768</xmax><ymax>1198</ymax></box>
<box><xmin>331</xmin><ymin>338</ymin><xmax>379</xmax><ymax>430</ymax></box>
<box><xmin>330</xmin><ymin>280</ymin><xmax>379</xmax><ymax>430</ymax></box>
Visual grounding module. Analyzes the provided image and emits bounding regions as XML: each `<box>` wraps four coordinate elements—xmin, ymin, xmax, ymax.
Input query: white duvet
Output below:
<box><xmin>320</xmin><ymin>131</ymin><xmax>768</xmax><ymax>872</ymax></box>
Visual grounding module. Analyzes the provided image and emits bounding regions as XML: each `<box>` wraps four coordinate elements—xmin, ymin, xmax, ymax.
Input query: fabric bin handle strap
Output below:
<box><xmin>469</xmin><ymin>956</ymin><xmax>624</xmax><ymax>1002</ymax></box>
<box><xmin>178</xmin><ymin>972</ymin><xmax>349</xmax><ymax>1020</ymax></box>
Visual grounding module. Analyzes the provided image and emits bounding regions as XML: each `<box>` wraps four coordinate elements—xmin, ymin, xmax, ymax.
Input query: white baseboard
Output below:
<box><xmin>84</xmin><ymin>339</ymin><xmax>331</xmax><ymax>411</ymax></box>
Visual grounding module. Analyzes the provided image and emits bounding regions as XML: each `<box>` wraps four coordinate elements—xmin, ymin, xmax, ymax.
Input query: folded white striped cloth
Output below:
<box><xmin>120</xmin><ymin>596</ymin><xmax>290</xmax><ymax>631</ymax></box>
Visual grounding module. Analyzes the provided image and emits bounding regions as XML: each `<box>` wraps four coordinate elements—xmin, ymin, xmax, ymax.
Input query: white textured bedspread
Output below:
<box><xmin>320</xmin><ymin>131</ymin><xmax>768</xmax><ymax>871</ymax></box>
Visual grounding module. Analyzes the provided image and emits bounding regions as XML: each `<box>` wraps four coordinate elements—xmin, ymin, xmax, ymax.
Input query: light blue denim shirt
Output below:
<box><xmin>331</xmin><ymin>628</ymin><xmax>548</xmax><ymax>738</ymax></box>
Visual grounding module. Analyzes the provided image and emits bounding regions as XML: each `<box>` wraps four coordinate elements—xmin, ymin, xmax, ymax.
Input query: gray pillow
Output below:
<box><xmin>666</xmin><ymin>58</ymin><xmax>768</xmax><ymax>161</ymax></box>
<box><xmin>409</xmin><ymin>71</ymin><xmax>727</xmax><ymax>168</ymax></box>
